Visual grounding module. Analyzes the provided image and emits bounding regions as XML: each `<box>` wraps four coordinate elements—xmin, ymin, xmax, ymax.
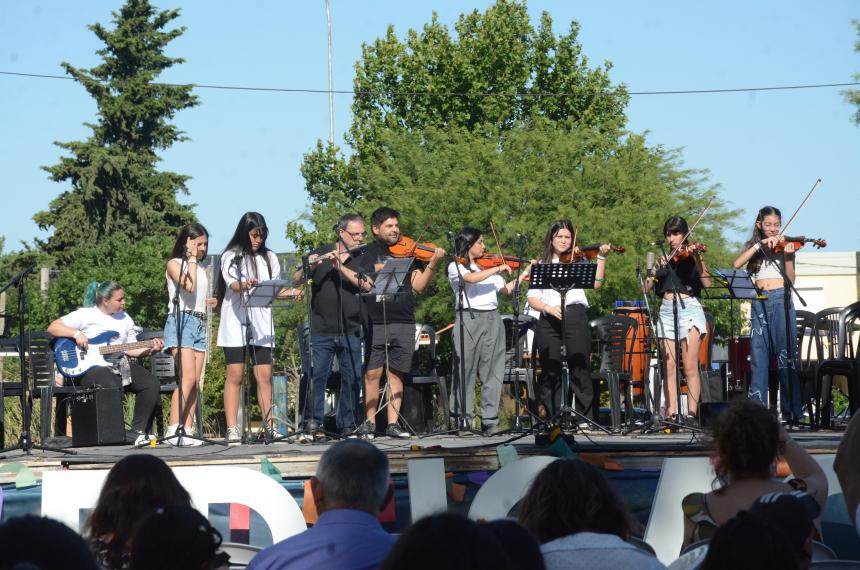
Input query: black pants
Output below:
<box><xmin>534</xmin><ymin>304</ymin><xmax>595</xmax><ymax>420</ymax></box>
<box><xmin>80</xmin><ymin>363</ymin><xmax>160</xmax><ymax>433</ymax></box>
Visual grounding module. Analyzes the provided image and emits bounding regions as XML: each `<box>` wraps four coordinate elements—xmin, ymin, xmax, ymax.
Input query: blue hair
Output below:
<box><xmin>83</xmin><ymin>281</ymin><xmax>122</xmax><ymax>308</ymax></box>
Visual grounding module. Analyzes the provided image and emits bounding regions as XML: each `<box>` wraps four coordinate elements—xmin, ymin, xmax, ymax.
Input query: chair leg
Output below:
<box><xmin>819</xmin><ymin>373</ymin><xmax>833</xmax><ymax>429</ymax></box>
<box><xmin>608</xmin><ymin>373</ymin><xmax>621</xmax><ymax>431</ymax></box>
<box><xmin>436</xmin><ymin>377</ymin><xmax>449</xmax><ymax>431</ymax></box>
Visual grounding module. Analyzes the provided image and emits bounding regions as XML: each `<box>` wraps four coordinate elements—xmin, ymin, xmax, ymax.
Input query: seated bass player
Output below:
<box><xmin>47</xmin><ymin>281</ymin><xmax>164</xmax><ymax>446</ymax></box>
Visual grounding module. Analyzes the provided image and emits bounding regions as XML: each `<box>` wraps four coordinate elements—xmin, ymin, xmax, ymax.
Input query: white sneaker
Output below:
<box><xmin>178</xmin><ymin>432</ymin><xmax>203</xmax><ymax>447</ymax></box>
<box><xmin>225</xmin><ymin>425</ymin><xmax>242</xmax><ymax>445</ymax></box>
<box><xmin>134</xmin><ymin>433</ymin><xmax>156</xmax><ymax>448</ymax></box>
<box><xmin>164</xmin><ymin>424</ymin><xmax>179</xmax><ymax>446</ymax></box>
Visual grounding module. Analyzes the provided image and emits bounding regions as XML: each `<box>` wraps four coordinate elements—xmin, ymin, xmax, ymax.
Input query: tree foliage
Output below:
<box><xmin>35</xmin><ymin>0</ymin><xmax>198</xmax><ymax>265</ymax></box>
<box><xmin>845</xmin><ymin>19</ymin><xmax>860</xmax><ymax>125</ymax></box>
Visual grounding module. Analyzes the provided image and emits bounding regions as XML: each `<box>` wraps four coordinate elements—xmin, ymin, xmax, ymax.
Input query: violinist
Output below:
<box><xmin>291</xmin><ymin>213</ymin><xmax>367</xmax><ymax>442</ymax></box>
<box><xmin>447</xmin><ymin>227</ymin><xmax>535</xmax><ymax>435</ymax></box>
<box><xmin>349</xmin><ymin>207</ymin><xmax>445</xmax><ymax>439</ymax></box>
<box><xmin>526</xmin><ymin>220</ymin><xmax>611</xmax><ymax>425</ymax></box>
<box><xmin>644</xmin><ymin>216</ymin><xmax>711</xmax><ymax>426</ymax></box>
<box><xmin>732</xmin><ymin>206</ymin><xmax>802</xmax><ymax>421</ymax></box>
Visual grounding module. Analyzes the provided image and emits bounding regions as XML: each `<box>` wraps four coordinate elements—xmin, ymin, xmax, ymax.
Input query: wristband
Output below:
<box><xmin>595</xmin><ymin>277</ymin><xmax>605</xmax><ymax>283</ymax></box>
<box><xmin>188</xmin><ymin>257</ymin><xmax>198</xmax><ymax>264</ymax></box>
<box><xmin>597</xmin><ymin>255</ymin><xmax>607</xmax><ymax>261</ymax></box>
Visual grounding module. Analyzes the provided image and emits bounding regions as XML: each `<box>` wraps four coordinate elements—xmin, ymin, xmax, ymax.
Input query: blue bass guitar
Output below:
<box><xmin>53</xmin><ymin>331</ymin><xmax>160</xmax><ymax>378</ymax></box>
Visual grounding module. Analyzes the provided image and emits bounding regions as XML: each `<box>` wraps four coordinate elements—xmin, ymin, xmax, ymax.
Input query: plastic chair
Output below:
<box><xmin>813</xmin><ymin>307</ymin><xmax>844</xmax><ymax>428</ymax></box>
<box><xmin>811</xmin><ymin>540</ymin><xmax>839</xmax><ymax>562</ymax></box>
<box><xmin>816</xmin><ymin>301</ymin><xmax>860</xmax><ymax>426</ymax></box>
<box><xmin>408</xmin><ymin>323</ymin><xmax>449</xmax><ymax>432</ymax></box>
<box><xmin>795</xmin><ymin>310</ymin><xmax>818</xmax><ymax>424</ymax></box>
<box><xmin>500</xmin><ymin>314</ymin><xmax>536</xmax><ymax>422</ymax></box>
<box><xmin>589</xmin><ymin>315</ymin><xmax>637</xmax><ymax>430</ymax></box>
<box><xmin>219</xmin><ymin>541</ymin><xmax>262</xmax><ymax>568</ymax></box>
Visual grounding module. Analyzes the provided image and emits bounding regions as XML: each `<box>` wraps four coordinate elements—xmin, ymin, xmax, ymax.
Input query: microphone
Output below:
<box><xmin>645</xmin><ymin>252</ymin><xmax>656</xmax><ymax>272</ymax></box>
<box><xmin>649</xmin><ymin>240</ymin><xmax>665</xmax><ymax>246</ymax></box>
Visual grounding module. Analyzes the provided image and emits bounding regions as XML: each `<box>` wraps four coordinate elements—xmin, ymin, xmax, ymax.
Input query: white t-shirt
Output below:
<box><xmin>216</xmin><ymin>249</ymin><xmax>281</xmax><ymax>348</ymax></box>
<box><xmin>165</xmin><ymin>258</ymin><xmax>209</xmax><ymax>313</ymax></box>
<box><xmin>60</xmin><ymin>306</ymin><xmax>138</xmax><ymax>362</ymax></box>
<box><xmin>447</xmin><ymin>261</ymin><xmax>505</xmax><ymax>310</ymax></box>
<box><xmin>526</xmin><ymin>258</ymin><xmax>588</xmax><ymax>316</ymax></box>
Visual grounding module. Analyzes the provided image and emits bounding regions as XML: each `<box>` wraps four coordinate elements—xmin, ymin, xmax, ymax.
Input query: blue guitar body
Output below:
<box><xmin>53</xmin><ymin>331</ymin><xmax>128</xmax><ymax>378</ymax></box>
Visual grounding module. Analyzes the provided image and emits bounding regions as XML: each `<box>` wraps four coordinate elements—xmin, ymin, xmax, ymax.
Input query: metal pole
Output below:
<box><xmin>326</xmin><ymin>0</ymin><xmax>335</xmax><ymax>145</ymax></box>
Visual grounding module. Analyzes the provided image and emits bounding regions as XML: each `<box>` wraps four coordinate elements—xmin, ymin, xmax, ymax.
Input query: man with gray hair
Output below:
<box><xmin>248</xmin><ymin>439</ymin><xmax>394</xmax><ymax>570</ymax></box>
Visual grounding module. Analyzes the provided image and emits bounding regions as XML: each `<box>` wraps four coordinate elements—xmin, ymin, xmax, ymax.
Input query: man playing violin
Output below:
<box><xmin>344</xmin><ymin>207</ymin><xmax>445</xmax><ymax>439</ymax></box>
<box><xmin>292</xmin><ymin>213</ymin><xmax>368</xmax><ymax>441</ymax></box>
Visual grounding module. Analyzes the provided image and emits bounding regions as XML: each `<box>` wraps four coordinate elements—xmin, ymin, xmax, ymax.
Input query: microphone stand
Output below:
<box><xmin>298</xmin><ymin>252</ymin><xmax>318</xmax><ymax>441</ymax></box>
<box><xmin>0</xmin><ymin>264</ymin><xmax>73</xmax><ymax>456</ymax></box>
<box><xmin>627</xmin><ymin>257</ymin><xmax>664</xmax><ymax>434</ymax></box>
<box><xmin>507</xmin><ymin>235</ymin><xmax>532</xmax><ymax>431</ymax></box>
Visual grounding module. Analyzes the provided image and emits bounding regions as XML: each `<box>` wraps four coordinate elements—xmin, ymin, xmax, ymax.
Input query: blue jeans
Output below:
<box><xmin>749</xmin><ymin>288</ymin><xmax>802</xmax><ymax>419</ymax></box>
<box><xmin>303</xmin><ymin>333</ymin><xmax>363</xmax><ymax>430</ymax></box>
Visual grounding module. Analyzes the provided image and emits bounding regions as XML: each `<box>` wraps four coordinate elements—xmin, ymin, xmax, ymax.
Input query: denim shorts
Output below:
<box><xmin>657</xmin><ymin>296</ymin><xmax>707</xmax><ymax>342</ymax></box>
<box><xmin>163</xmin><ymin>312</ymin><xmax>207</xmax><ymax>352</ymax></box>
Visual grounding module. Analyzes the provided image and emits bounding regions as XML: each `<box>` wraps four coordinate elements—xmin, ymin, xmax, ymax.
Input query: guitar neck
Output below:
<box><xmin>98</xmin><ymin>340</ymin><xmax>154</xmax><ymax>355</ymax></box>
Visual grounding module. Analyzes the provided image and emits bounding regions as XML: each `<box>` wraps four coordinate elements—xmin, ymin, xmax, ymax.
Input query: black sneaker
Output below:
<box><xmin>357</xmin><ymin>420</ymin><xmax>376</xmax><ymax>440</ymax></box>
<box><xmin>482</xmin><ymin>423</ymin><xmax>501</xmax><ymax>436</ymax></box>
<box><xmin>341</xmin><ymin>426</ymin><xmax>359</xmax><ymax>439</ymax></box>
<box><xmin>385</xmin><ymin>423</ymin><xmax>411</xmax><ymax>439</ymax></box>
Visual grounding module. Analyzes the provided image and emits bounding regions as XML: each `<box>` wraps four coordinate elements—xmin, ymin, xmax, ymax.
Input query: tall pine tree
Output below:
<box><xmin>36</xmin><ymin>0</ymin><xmax>197</xmax><ymax>265</ymax></box>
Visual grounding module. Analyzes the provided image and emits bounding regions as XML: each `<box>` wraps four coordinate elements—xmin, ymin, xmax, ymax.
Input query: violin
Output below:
<box><xmin>669</xmin><ymin>243</ymin><xmax>707</xmax><ymax>263</ymax></box>
<box><xmin>558</xmin><ymin>244</ymin><xmax>625</xmax><ymax>263</ymax></box>
<box><xmin>456</xmin><ymin>254</ymin><xmax>530</xmax><ymax>271</ymax></box>
<box><xmin>770</xmin><ymin>236</ymin><xmax>827</xmax><ymax>253</ymax></box>
<box><xmin>387</xmin><ymin>236</ymin><xmax>443</xmax><ymax>263</ymax></box>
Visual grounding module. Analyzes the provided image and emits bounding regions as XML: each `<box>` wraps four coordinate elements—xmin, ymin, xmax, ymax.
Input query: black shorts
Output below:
<box><xmin>365</xmin><ymin>322</ymin><xmax>415</xmax><ymax>373</ymax></box>
<box><xmin>223</xmin><ymin>345</ymin><xmax>273</xmax><ymax>366</ymax></box>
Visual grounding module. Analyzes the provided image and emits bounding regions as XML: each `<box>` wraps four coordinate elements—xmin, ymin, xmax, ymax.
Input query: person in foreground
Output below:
<box><xmin>129</xmin><ymin>506</ymin><xmax>229</xmax><ymax>570</ymax></box>
<box><xmin>518</xmin><ymin>458</ymin><xmax>665</xmax><ymax>570</ymax></box>
<box><xmin>248</xmin><ymin>439</ymin><xmax>395</xmax><ymax>570</ymax></box>
<box><xmin>681</xmin><ymin>400</ymin><xmax>827</xmax><ymax>549</ymax></box>
<box><xmin>0</xmin><ymin>515</ymin><xmax>99</xmax><ymax>570</ymax></box>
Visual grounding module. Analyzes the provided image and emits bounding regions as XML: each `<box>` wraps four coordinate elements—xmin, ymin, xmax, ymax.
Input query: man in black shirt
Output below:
<box><xmin>292</xmin><ymin>213</ymin><xmax>367</xmax><ymax>440</ymax></box>
<box><xmin>340</xmin><ymin>207</ymin><xmax>444</xmax><ymax>439</ymax></box>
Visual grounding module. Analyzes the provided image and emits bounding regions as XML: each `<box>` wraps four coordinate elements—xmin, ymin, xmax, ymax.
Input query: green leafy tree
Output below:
<box><xmin>845</xmin><ymin>19</ymin><xmax>860</xmax><ymax>125</ymax></box>
<box><xmin>35</xmin><ymin>0</ymin><xmax>198</xmax><ymax>266</ymax></box>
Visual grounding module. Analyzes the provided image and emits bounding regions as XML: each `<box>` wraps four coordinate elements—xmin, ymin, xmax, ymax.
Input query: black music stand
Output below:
<box><xmin>529</xmin><ymin>262</ymin><xmax>609</xmax><ymax>434</ymax></box>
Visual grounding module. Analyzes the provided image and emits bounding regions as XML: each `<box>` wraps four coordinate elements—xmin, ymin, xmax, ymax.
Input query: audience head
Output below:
<box><xmin>312</xmin><ymin>439</ymin><xmax>390</xmax><ymax>514</ymax></box>
<box><xmin>84</xmin><ymin>454</ymin><xmax>191</xmax><ymax>566</ymax></box>
<box><xmin>700</xmin><ymin>509</ymin><xmax>799</xmax><ymax>570</ymax></box>
<box><xmin>0</xmin><ymin>515</ymin><xmax>99</xmax><ymax>570</ymax></box>
<box><xmin>748</xmin><ymin>492</ymin><xmax>819</xmax><ymax>570</ymax></box>
<box><xmin>518</xmin><ymin>458</ymin><xmax>637</xmax><ymax>543</ymax></box>
<box><xmin>380</xmin><ymin>513</ymin><xmax>511</xmax><ymax>570</ymax></box>
<box><xmin>482</xmin><ymin>519</ymin><xmax>545</xmax><ymax>570</ymax></box>
<box><xmin>711</xmin><ymin>400</ymin><xmax>780</xmax><ymax>483</ymax></box>
<box><xmin>129</xmin><ymin>506</ymin><xmax>226</xmax><ymax>570</ymax></box>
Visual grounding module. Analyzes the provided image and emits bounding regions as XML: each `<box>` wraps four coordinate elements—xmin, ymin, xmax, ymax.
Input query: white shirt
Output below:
<box><xmin>166</xmin><ymin>258</ymin><xmax>209</xmax><ymax>313</ymax></box>
<box><xmin>526</xmin><ymin>258</ymin><xmax>589</xmax><ymax>316</ymax></box>
<box><xmin>751</xmin><ymin>256</ymin><xmax>784</xmax><ymax>282</ymax></box>
<box><xmin>447</xmin><ymin>261</ymin><xmax>505</xmax><ymax>310</ymax></box>
<box><xmin>541</xmin><ymin>532</ymin><xmax>666</xmax><ymax>570</ymax></box>
<box><xmin>216</xmin><ymin>249</ymin><xmax>281</xmax><ymax>348</ymax></box>
<box><xmin>61</xmin><ymin>307</ymin><xmax>137</xmax><ymax>363</ymax></box>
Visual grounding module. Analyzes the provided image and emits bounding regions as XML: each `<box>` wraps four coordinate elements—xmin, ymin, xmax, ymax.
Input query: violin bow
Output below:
<box><xmin>779</xmin><ymin>178</ymin><xmax>822</xmax><ymax>238</ymax></box>
<box><xmin>488</xmin><ymin>221</ymin><xmax>507</xmax><ymax>263</ymax></box>
<box><xmin>570</xmin><ymin>226</ymin><xmax>578</xmax><ymax>264</ymax></box>
<box><xmin>411</xmin><ymin>221</ymin><xmax>432</xmax><ymax>257</ymax></box>
<box><xmin>667</xmin><ymin>195</ymin><xmax>715</xmax><ymax>260</ymax></box>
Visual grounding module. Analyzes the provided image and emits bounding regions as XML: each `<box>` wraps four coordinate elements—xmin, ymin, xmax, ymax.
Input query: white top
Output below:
<box><xmin>751</xmin><ymin>255</ymin><xmax>784</xmax><ymax>282</ymax></box>
<box><xmin>541</xmin><ymin>532</ymin><xmax>667</xmax><ymax>570</ymax></box>
<box><xmin>447</xmin><ymin>261</ymin><xmax>505</xmax><ymax>310</ymax></box>
<box><xmin>216</xmin><ymin>249</ymin><xmax>281</xmax><ymax>347</ymax></box>
<box><xmin>526</xmin><ymin>258</ymin><xmax>588</xmax><ymax>316</ymax></box>
<box><xmin>166</xmin><ymin>258</ymin><xmax>209</xmax><ymax>313</ymax></box>
<box><xmin>61</xmin><ymin>307</ymin><xmax>137</xmax><ymax>362</ymax></box>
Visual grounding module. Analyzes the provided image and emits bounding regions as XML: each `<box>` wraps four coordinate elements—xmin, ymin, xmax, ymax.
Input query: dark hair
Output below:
<box><xmin>170</xmin><ymin>222</ymin><xmax>209</xmax><ymax>260</ymax></box>
<box><xmin>0</xmin><ymin>515</ymin><xmax>99</xmax><ymax>570</ymax></box>
<box><xmin>370</xmin><ymin>207</ymin><xmax>400</xmax><ymax>229</ymax></box>
<box><xmin>216</xmin><ymin>211</ymin><xmax>273</xmax><ymax>305</ymax></box>
<box><xmin>83</xmin><ymin>281</ymin><xmax>123</xmax><ymax>308</ymax></box>
<box><xmin>482</xmin><ymin>520</ymin><xmax>546</xmax><ymax>570</ymax></box>
<box><xmin>744</xmin><ymin>206</ymin><xmax>782</xmax><ymax>275</ymax></box>
<box><xmin>129</xmin><ymin>506</ymin><xmax>224</xmax><ymax>570</ymax></box>
<box><xmin>454</xmin><ymin>227</ymin><xmax>482</xmax><ymax>262</ymax></box>
<box><xmin>316</xmin><ymin>439</ymin><xmax>390</xmax><ymax>512</ymax></box>
<box><xmin>84</xmin><ymin>455</ymin><xmax>192</xmax><ymax>569</ymax></box>
<box><xmin>380</xmin><ymin>513</ymin><xmax>511</xmax><ymax>570</ymax></box>
<box><xmin>711</xmin><ymin>400</ymin><xmax>780</xmax><ymax>483</ymax></box>
<box><xmin>701</xmin><ymin>510</ymin><xmax>799</xmax><ymax>570</ymax></box>
<box><xmin>518</xmin><ymin>459</ymin><xmax>637</xmax><ymax>543</ymax></box>
<box><xmin>541</xmin><ymin>220</ymin><xmax>574</xmax><ymax>262</ymax></box>
<box><xmin>335</xmin><ymin>213</ymin><xmax>364</xmax><ymax>233</ymax></box>
<box><xmin>663</xmin><ymin>216</ymin><xmax>690</xmax><ymax>239</ymax></box>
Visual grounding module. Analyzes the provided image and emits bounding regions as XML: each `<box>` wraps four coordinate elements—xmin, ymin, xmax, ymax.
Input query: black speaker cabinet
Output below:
<box><xmin>71</xmin><ymin>388</ymin><xmax>126</xmax><ymax>447</ymax></box>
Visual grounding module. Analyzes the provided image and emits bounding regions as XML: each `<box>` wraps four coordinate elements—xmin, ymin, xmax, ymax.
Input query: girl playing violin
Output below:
<box><xmin>733</xmin><ymin>206</ymin><xmax>802</xmax><ymax>422</ymax></box>
<box><xmin>526</xmin><ymin>220</ymin><xmax>611</xmax><ymax>425</ymax></box>
<box><xmin>447</xmin><ymin>227</ymin><xmax>534</xmax><ymax>434</ymax></box>
<box><xmin>645</xmin><ymin>216</ymin><xmax>711</xmax><ymax>426</ymax></box>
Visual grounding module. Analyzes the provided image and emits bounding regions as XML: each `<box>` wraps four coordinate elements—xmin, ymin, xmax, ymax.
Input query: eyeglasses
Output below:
<box><xmin>343</xmin><ymin>230</ymin><xmax>367</xmax><ymax>239</ymax></box>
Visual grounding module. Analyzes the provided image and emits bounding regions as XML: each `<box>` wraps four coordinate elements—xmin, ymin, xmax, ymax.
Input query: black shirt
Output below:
<box><xmin>307</xmin><ymin>243</ymin><xmax>363</xmax><ymax>335</ymax></box>
<box><xmin>353</xmin><ymin>241</ymin><xmax>423</xmax><ymax>324</ymax></box>
<box><xmin>654</xmin><ymin>255</ymin><xmax>704</xmax><ymax>298</ymax></box>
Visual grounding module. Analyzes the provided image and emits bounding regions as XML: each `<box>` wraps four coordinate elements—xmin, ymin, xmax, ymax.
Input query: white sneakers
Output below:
<box><xmin>164</xmin><ymin>424</ymin><xmax>204</xmax><ymax>447</ymax></box>
<box><xmin>225</xmin><ymin>425</ymin><xmax>242</xmax><ymax>445</ymax></box>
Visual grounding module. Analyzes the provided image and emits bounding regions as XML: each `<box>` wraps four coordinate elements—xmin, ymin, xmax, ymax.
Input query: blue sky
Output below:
<box><xmin>1</xmin><ymin>1</ymin><xmax>858</xmax><ymax>254</ymax></box>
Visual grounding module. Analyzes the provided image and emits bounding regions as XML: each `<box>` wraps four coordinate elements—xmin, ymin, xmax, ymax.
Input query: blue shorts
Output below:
<box><xmin>163</xmin><ymin>312</ymin><xmax>207</xmax><ymax>352</ymax></box>
<box><xmin>657</xmin><ymin>297</ymin><xmax>707</xmax><ymax>342</ymax></box>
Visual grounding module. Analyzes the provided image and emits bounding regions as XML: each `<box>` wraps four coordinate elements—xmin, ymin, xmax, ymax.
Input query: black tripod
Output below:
<box><xmin>505</xmin><ymin>235</ymin><xmax>535</xmax><ymax>432</ymax></box>
<box><xmin>159</xmin><ymin>255</ymin><xmax>222</xmax><ymax>448</ymax></box>
<box><xmin>0</xmin><ymin>264</ymin><xmax>74</xmax><ymax>457</ymax></box>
